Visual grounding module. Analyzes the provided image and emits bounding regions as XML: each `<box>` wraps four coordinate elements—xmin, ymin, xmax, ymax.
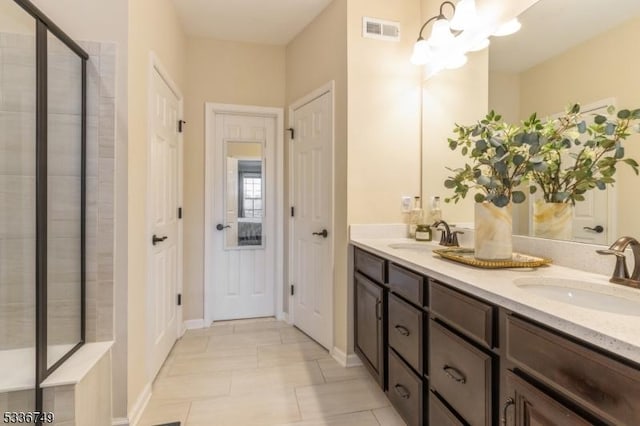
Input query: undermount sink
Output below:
<box><xmin>514</xmin><ymin>277</ymin><xmax>640</xmax><ymax>316</ymax></box>
<box><xmin>388</xmin><ymin>242</ymin><xmax>436</xmax><ymax>251</ymax></box>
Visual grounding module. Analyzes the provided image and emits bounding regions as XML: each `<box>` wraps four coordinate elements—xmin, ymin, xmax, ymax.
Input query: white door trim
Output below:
<box><xmin>145</xmin><ymin>52</ymin><xmax>184</xmax><ymax>382</ymax></box>
<box><xmin>204</xmin><ymin>103</ymin><xmax>285</xmax><ymax>326</ymax></box>
<box><xmin>287</xmin><ymin>81</ymin><xmax>335</xmax><ymax>348</ymax></box>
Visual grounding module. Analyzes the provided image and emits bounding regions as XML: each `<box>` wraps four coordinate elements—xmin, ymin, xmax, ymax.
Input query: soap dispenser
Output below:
<box><xmin>408</xmin><ymin>196</ymin><xmax>423</xmax><ymax>238</ymax></box>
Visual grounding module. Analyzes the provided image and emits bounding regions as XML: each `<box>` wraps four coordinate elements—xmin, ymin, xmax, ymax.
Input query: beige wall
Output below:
<box><xmin>183</xmin><ymin>38</ymin><xmax>285</xmax><ymax>321</ymax></box>
<box><xmin>421</xmin><ymin>0</ymin><xmax>538</xmax><ymax>223</ymax></box>
<box><xmin>517</xmin><ymin>16</ymin><xmax>640</xmax><ymax>239</ymax></box>
<box><xmin>286</xmin><ymin>0</ymin><xmax>348</xmax><ymax>351</ymax></box>
<box><xmin>127</xmin><ymin>0</ymin><xmax>186</xmax><ymax>414</ymax></box>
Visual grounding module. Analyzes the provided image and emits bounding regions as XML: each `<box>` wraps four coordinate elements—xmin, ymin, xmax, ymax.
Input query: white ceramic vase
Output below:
<box><xmin>474</xmin><ymin>202</ymin><xmax>513</xmax><ymax>260</ymax></box>
<box><xmin>532</xmin><ymin>200</ymin><xmax>573</xmax><ymax>240</ymax></box>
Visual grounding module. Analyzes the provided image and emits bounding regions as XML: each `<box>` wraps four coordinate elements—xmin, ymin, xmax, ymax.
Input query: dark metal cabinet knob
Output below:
<box><xmin>216</xmin><ymin>224</ymin><xmax>231</xmax><ymax>231</ymax></box>
<box><xmin>312</xmin><ymin>229</ymin><xmax>328</xmax><ymax>238</ymax></box>
<box><xmin>152</xmin><ymin>234</ymin><xmax>168</xmax><ymax>246</ymax></box>
<box><xmin>583</xmin><ymin>225</ymin><xmax>604</xmax><ymax>233</ymax></box>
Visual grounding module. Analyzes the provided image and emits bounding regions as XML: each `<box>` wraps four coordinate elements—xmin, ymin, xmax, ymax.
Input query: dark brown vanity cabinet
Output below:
<box><xmin>352</xmin><ymin>245</ymin><xmax>640</xmax><ymax>426</ymax></box>
<box><xmin>354</xmin><ymin>248</ymin><xmax>387</xmax><ymax>388</ymax></box>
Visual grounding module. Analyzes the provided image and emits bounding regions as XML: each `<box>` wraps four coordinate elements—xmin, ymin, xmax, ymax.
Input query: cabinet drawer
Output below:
<box><xmin>506</xmin><ymin>371</ymin><xmax>593</xmax><ymax>426</ymax></box>
<box><xmin>430</xmin><ymin>280</ymin><xmax>494</xmax><ymax>348</ymax></box>
<box><xmin>429</xmin><ymin>391</ymin><xmax>465</xmax><ymax>426</ymax></box>
<box><xmin>387</xmin><ymin>348</ymin><xmax>425</xmax><ymax>426</ymax></box>
<box><xmin>507</xmin><ymin>315</ymin><xmax>640</xmax><ymax>426</ymax></box>
<box><xmin>389</xmin><ymin>293</ymin><xmax>424</xmax><ymax>375</ymax></box>
<box><xmin>355</xmin><ymin>247</ymin><xmax>386</xmax><ymax>284</ymax></box>
<box><xmin>430</xmin><ymin>320</ymin><xmax>492</xmax><ymax>426</ymax></box>
<box><xmin>389</xmin><ymin>263</ymin><xmax>425</xmax><ymax>306</ymax></box>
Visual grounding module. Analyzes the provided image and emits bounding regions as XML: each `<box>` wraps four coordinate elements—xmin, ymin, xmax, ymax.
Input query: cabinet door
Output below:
<box><xmin>355</xmin><ymin>272</ymin><xmax>385</xmax><ymax>387</ymax></box>
<box><xmin>506</xmin><ymin>371</ymin><xmax>592</xmax><ymax>426</ymax></box>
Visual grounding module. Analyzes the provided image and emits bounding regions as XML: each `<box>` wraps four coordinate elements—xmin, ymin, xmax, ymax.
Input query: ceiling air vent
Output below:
<box><xmin>362</xmin><ymin>17</ymin><xmax>400</xmax><ymax>41</ymax></box>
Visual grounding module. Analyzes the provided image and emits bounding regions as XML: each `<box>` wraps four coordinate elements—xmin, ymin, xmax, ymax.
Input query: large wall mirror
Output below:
<box><xmin>488</xmin><ymin>0</ymin><xmax>640</xmax><ymax>245</ymax></box>
<box><xmin>223</xmin><ymin>141</ymin><xmax>264</xmax><ymax>249</ymax></box>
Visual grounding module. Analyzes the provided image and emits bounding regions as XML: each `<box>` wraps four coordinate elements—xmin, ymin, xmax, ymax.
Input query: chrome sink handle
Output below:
<box><xmin>596</xmin><ymin>236</ymin><xmax>640</xmax><ymax>288</ymax></box>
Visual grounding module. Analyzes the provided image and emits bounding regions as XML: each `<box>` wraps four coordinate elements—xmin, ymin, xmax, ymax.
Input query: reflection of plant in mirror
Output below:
<box><xmin>444</xmin><ymin>110</ymin><xmax>533</xmax><ymax>207</ymax></box>
<box><xmin>524</xmin><ymin>104</ymin><xmax>640</xmax><ymax>204</ymax></box>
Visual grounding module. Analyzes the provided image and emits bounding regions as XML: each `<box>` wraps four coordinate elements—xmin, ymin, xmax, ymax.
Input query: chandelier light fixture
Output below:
<box><xmin>411</xmin><ymin>0</ymin><xmax>521</xmax><ymax>76</ymax></box>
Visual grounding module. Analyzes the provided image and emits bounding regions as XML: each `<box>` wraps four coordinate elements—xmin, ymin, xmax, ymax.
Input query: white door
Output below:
<box><xmin>291</xmin><ymin>91</ymin><xmax>333</xmax><ymax>349</ymax></box>
<box><xmin>211</xmin><ymin>113</ymin><xmax>276</xmax><ymax>320</ymax></box>
<box><xmin>148</xmin><ymin>67</ymin><xmax>181</xmax><ymax>379</ymax></box>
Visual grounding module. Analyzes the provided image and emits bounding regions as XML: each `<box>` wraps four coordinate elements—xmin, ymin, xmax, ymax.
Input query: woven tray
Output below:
<box><xmin>433</xmin><ymin>248</ymin><xmax>552</xmax><ymax>269</ymax></box>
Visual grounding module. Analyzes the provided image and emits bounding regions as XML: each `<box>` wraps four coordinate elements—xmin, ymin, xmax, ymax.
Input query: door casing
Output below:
<box><xmin>204</xmin><ymin>103</ymin><xmax>285</xmax><ymax>326</ymax></box>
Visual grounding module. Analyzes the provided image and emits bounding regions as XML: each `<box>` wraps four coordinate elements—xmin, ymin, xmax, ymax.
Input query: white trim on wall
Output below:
<box><xmin>128</xmin><ymin>382</ymin><xmax>152</xmax><ymax>426</ymax></box>
<box><xmin>287</xmin><ymin>81</ymin><xmax>336</xmax><ymax>347</ymax></box>
<box><xmin>204</xmin><ymin>103</ymin><xmax>285</xmax><ymax>326</ymax></box>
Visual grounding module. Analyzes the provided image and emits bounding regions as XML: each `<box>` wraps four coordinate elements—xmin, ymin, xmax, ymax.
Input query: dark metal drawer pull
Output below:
<box><xmin>375</xmin><ymin>300</ymin><xmax>382</xmax><ymax>321</ymax></box>
<box><xmin>394</xmin><ymin>384</ymin><xmax>411</xmax><ymax>399</ymax></box>
<box><xmin>501</xmin><ymin>397</ymin><xmax>514</xmax><ymax>426</ymax></box>
<box><xmin>443</xmin><ymin>365</ymin><xmax>466</xmax><ymax>384</ymax></box>
<box><xmin>394</xmin><ymin>325</ymin><xmax>410</xmax><ymax>336</ymax></box>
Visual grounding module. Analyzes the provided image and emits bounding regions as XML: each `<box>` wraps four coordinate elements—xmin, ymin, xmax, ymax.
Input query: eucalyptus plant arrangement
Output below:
<box><xmin>444</xmin><ymin>110</ymin><xmax>533</xmax><ymax>208</ymax></box>
<box><xmin>522</xmin><ymin>103</ymin><xmax>640</xmax><ymax>204</ymax></box>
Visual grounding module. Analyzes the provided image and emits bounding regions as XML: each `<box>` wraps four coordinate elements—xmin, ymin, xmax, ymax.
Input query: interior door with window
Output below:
<box><xmin>211</xmin><ymin>113</ymin><xmax>275</xmax><ymax>320</ymax></box>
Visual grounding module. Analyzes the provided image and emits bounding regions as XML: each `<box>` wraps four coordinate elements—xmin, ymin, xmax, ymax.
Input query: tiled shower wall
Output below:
<box><xmin>0</xmin><ymin>32</ymin><xmax>115</xmax><ymax>350</ymax></box>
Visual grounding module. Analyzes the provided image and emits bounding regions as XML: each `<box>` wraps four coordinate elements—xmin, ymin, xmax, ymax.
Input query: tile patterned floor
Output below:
<box><xmin>137</xmin><ymin>318</ymin><xmax>406</xmax><ymax>426</ymax></box>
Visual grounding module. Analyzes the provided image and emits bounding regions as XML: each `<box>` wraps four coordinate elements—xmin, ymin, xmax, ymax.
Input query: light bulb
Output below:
<box><xmin>429</xmin><ymin>18</ymin><xmax>455</xmax><ymax>47</ymax></box>
<box><xmin>410</xmin><ymin>39</ymin><xmax>431</xmax><ymax>65</ymax></box>
<box><xmin>493</xmin><ymin>18</ymin><xmax>521</xmax><ymax>36</ymax></box>
<box><xmin>445</xmin><ymin>54</ymin><xmax>468</xmax><ymax>69</ymax></box>
<box><xmin>468</xmin><ymin>37</ymin><xmax>490</xmax><ymax>52</ymax></box>
<box><xmin>449</xmin><ymin>0</ymin><xmax>476</xmax><ymax>31</ymax></box>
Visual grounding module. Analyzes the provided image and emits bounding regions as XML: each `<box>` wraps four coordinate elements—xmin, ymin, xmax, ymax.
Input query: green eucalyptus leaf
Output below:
<box><xmin>615</xmin><ymin>146</ymin><xmax>625</xmax><ymax>159</ymax></box>
<box><xmin>595</xmin><ymin>180</ymin><xmax>606</xmax><ymax>190</ymax></box>
<box><xmin>594</xmin><ymin>115</ymin><xmax>607</xmax><ymax>125</ymax></box>
<box><xmin>461</xmin><ymin>147</ymin><xmax>468</xmax><ymax>156</ymax></box>
<box><xmin>475</xmin><ymin>139</ymin><xmax>488</xmax><ymax>151</ymax></box>
<box><xmin>493</xmin><ymin>195</ymin><xmax>509</xmax><ymax>207</ymax></box>
<box><xmin>618</xmin><ymin>109</ymin><xmax>631</xmax><ymax>119</ymax></box>
<box><xmin>577</xmin><ymin>121</ymin><xmax>587</xmax><ymax>133</ymax></box>
<box><xmin>552</xmin><ymin>192</ymin><xmax>570</xmax><ymax>202</ymax></box>
<box><xmin>477</xmin><ymin>175</ymin><xmax>491</xmax><ymax>186</ymax></box>
<box><xmin>444</xmin><ymin>179</ymin><xmax>457</xmax><ymax>189</ymax></box>
<box><xmin>606</xmin><ymin>123</ymin><xmax>616</xmax><ymax>136</ymax></box>
<box><xmin>474</xmin><ymin>193</ymin><xmax>486</xmax><ymax>203</ymax></box>
<box><xmin>513</xmin><ymin>154</ymin><xmax>525</xmax><ymax>166</ymax></box>
<box><xmin>512</xmin><ymin>191</ymin><xmax>526</xmax><ymax>203</ymax></box>
<box><xmin>632</xmin><ymin>109</ymin><xmax>640</xmax><ymax>119</ymax></box>
<box><xmin>569</xmin><ymin>104</ymin><xmax>580</xmax><ymax>114</ymax></box>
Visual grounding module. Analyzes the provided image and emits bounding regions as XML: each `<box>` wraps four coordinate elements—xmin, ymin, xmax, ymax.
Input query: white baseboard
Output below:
<box><xmin>276</xmin><ymin>311</ymin><xmax>289</xmax><ymax>322</ymax></box>
<box><xmin>331</xmin><ymin>347</ymin><xmax>363</xmax><ymax>368</ymax></box>
<box><xmin>128</xmin><ymin>382</ymin><xmax>152</xmax><ymax>426</ymax></box>
<box><xmin>111</xmin><ymin>418</ymin><xmax>129</xmax><ymax>426</ymax></box>
<box><xmin>183</xmin><ymin>318</ymin><xmax>205</xmax><ymax>334</ymax></box>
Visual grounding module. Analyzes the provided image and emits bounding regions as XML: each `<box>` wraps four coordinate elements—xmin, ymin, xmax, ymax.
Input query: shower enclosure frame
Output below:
<box><xmin>11</xmin><ymin>0</ymin><xmax>88</xmax><ymax>411</ymax></box>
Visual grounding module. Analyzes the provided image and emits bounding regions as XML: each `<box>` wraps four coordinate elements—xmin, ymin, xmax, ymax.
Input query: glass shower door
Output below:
<box><xmin>0</xmin><ymin>0</ymin><xmax>37</xmax><ymax>412</ymax></box>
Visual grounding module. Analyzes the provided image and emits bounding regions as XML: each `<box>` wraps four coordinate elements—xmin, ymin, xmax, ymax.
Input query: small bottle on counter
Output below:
<box><xmin>415</xmin><ymin>224</ymin><xmax>432</xmax><ymax>241</ymax></box>
<box><xmin>408</xmin><ymin>196</ymin><xmax>423</xmax><ymax>238</ymax></box>
<box><xmin>430</xmin><ymin>196</ymin><xmax>442</xmax><ymax>222</ymax></box>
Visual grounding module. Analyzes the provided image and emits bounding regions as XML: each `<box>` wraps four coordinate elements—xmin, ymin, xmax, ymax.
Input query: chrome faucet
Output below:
<box><xmin>433</xmin><ymin>220</ymin><xmax>462</xmax><ymax>247</ymax></box>
<box><xmin>596</xmin><ymin>236</ymin><xmax>640</xmax><ymax>288</ymax></box>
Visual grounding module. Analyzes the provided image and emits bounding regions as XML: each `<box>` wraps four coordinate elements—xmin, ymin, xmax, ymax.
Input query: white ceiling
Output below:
<box><xmin>490</xmin><ymin>0</ymin><xmax>640</xmax><ymax>72</ymax></box>
<box><xmin>171</xmin><ymin>0</ymin><xmax>333</xmax><ymax>45</ymax></box>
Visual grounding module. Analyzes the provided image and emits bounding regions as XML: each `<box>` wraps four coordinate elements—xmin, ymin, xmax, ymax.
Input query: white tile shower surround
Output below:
<box><xmin>138</xmin><ymin>318</ymin><xmax>406</xmax><ymax>426</ymax></box>
<box><xmin>0</xmin><ymin>33</ymin><xmax>116</xmax><ymax>355</ymax></box>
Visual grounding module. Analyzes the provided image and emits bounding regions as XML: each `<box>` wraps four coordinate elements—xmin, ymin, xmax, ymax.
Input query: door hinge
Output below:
<box><xmin>177</xmin><ymin>293</ymin><xmax>182</xmax><ymax>306</ymax></box>
<box><xmin>178</xmin><ymin>207</ymin><xmax>183</xmax><ymax>219</ymax></box>
<box><xmin>178</xmin><ymin>120</ymin><xmax>187</xmax><ymax>133</ymax></box>
<box><xmin>286</xmin><ymin>128</ymin><xmax>295</xmax><ymax>140</ymax></box>
<box><xmin>291</xmin><ymin>206</ymin><xmax>295</xmax><ymax>217</ymax></box>
<box><xmin>290</xmin><ymin>285</ymin><xmax>295</xmax><ymax>296</ymax></box>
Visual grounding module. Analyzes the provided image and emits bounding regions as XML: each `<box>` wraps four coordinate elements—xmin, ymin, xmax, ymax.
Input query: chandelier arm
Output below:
<box><xmin>439</xmin><ymin>1</ymin><xmax>457</xmax><ymax>18</ymax></box>
<box><xmin>417</xmin><ymin>15</ymin><xmax>440</xmax><ymax>40</ymax></box>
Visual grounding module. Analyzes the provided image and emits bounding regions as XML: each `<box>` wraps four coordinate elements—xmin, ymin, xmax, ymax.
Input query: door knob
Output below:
<box><xmin>152</xmin><ymin>234</ymin><xmax>168</xmax><ymax>246</ymax></box>
<box><xmin>312</xmin><ymin>229</ymin><xmax>328</xmax><ymax>238</ymax></box>
<box><xmin>216</xmin><ymin>224</ymin><xmax>231</xmax><ymax>231</ymax></box>
<box><xmin>583</xmin><ymin>225</ymin><xmax>604</xmax><ymax>233</ymax></box>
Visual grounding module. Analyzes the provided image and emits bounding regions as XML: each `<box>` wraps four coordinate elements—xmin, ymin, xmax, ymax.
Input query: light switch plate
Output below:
<box><xmin>401</xmin><ymin>196</ymin><xmax>412</xmax><ymax>213</ymax></box>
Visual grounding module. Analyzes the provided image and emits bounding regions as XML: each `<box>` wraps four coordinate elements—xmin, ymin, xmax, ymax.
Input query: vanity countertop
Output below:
<box><xmin>351</xmin><ymin>236</ymin><xmax>640</xmax><ymax>364</ymax></box>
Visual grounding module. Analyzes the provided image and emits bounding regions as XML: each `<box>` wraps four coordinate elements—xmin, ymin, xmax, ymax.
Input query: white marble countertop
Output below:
<box><xmin>351</xmin><ymin>236</ymin><xmax>640</xmax><ymax>364</ymax></box>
